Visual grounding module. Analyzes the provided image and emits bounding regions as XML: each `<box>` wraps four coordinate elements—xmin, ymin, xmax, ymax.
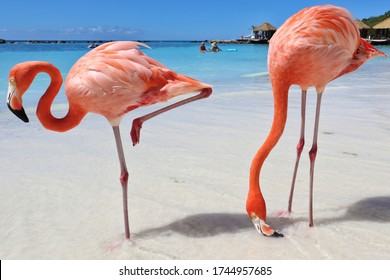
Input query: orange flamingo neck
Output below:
<box><xmin>29</xmin><ymin>62</ymin><xmax>86</xmax><ymax>132</ymax></box>
<box><xmin>246</xmin><ymin>80</ymin><xmax>290</xmax><ymax>221</ymax></box>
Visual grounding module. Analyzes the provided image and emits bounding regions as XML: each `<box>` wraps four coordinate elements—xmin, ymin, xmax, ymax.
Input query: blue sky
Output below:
<box><xmin>0</xmin><ymin>0</ymin><xmax>389</xmax><ymax>40</ymax></box>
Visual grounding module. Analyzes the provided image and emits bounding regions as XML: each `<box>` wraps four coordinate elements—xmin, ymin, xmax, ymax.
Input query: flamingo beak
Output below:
<box><xmin>371</xmin><ymin>47</ymin><xmax>387</xmax><ymax>58</ymax></box>
<box><xmin>7</xmin><ymin>79</ymin><xmax>29</xmax><ymax>123</ymax></box>
<box><xmin>361</xmin><ymin>39</ymin><xmax>387</xmax><ymax>58</ymax></box>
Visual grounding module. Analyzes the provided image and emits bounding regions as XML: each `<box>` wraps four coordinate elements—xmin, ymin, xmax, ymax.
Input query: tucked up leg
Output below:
<box><xmin>131</xmin><ymin>87</ymin><xmax>212</xmax><ymax>145</ymax></box>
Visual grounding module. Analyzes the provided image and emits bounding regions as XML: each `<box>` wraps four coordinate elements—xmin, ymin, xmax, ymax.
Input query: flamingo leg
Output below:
<box><xmin>288</xmin><ymin>89</ymin><xmax>307</xmax><ymax>213</ymax></box>
<box><xmin>130</xmin><ymin>87</ymin><xmax>212</xmax><ymax>145</ymax></box>
<box><xmin>308</xmin><ymin>93</ymin><xmax>323</xmax><ymax>227</ymax></box>
<box><xmin>112</xmin><ymin>126</ymin><xmax>130</xmax><ymax>239</ymax></box>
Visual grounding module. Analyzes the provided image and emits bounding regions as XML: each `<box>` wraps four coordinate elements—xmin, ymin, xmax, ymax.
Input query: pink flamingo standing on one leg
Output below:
<box><xmin>6</xmin><ymin>41</ymin><xmax>212</xmax><ymax>239</ymax></box>
<box><xmin>246</xmin><ymin>5</ymin><xmax>387</xmax><ymax>237</ymax></box>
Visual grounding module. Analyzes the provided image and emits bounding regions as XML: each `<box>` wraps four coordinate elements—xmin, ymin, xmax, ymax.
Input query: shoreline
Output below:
<box><xmin>3</xmin><ymin>39</ymin><xmax>388</xmax><ymax>46</ymax></box>
<box><xmin>0</xmin><ymin>39</ymin><xmax>267</xmax><ymax>45</ymax></box>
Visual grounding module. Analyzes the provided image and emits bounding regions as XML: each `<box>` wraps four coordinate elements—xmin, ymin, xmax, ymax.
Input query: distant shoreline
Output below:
<box><xmin>0</xmin><ymin>39</ymin><xmax>267</xmax><ymax>45</ymax></box>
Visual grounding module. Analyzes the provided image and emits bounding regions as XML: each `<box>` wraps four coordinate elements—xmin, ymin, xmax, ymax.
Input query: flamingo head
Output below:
<box><xmin>338</xmin><ymin>39</ymin><xmax>387</xmax><ymax>78</ymax></box>
<box><xmin>6</xmin><ymin>62</ymin><xmax>37</xmax><ymax>123</ymax></box>
<box><xmin>7</xmin><ymin>78</ymin><xmax>29</xmax><ymax>123</ymax></box>
<box><xmin>355</xmin><ymin>38</ymin><xmax>387</xmax><ymax>61</ymax></box>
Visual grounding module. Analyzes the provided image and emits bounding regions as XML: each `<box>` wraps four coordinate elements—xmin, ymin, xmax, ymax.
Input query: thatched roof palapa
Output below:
<box><xmin>353</xmin><ymin>19</ymin><xmax>370</xmax><ymax>29</ymax></box>
<box><xmin>253</xmin><ymin>22</ymin><xmax>277</xmax><ymax>32</ymax></box>
<box><xmin>371</xmin><ymin>17</ymin><xmax>390</xmax><ymax>41</ymax></box>
<box><xmin>372</xmin><ymin>17</ymin><xmax>390</xmax><ymax>29</ymax></box>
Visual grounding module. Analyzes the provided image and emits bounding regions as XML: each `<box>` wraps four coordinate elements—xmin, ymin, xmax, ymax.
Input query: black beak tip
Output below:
<box><xmin>7</xmin><ymin>103</ymin><xmax>29</xmax><ymax>123</ymax></box>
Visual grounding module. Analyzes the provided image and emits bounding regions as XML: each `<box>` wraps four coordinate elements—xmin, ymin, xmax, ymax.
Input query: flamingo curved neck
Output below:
<box><xmin>33</xmin><ymin>63</ymin><xmax>86</xmax><ymax>132</ymax></box>
<box><xmin>247</xmin><ymin>81</ymin><xmax>290</xmax><ymax>221</ymax></box>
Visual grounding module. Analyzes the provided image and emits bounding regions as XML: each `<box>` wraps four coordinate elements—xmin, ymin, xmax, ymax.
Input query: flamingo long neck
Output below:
<box><xmin>34</xmin><ymin>63</ymin><xmax>86</xmax><ymax>132</ymax></box>
<box><xmin>247</xmin><ymin>80</ymin><xmax>290</xmax><ymax>221</ymax></box>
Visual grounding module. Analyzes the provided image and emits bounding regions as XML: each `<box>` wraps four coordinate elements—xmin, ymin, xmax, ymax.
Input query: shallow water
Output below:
<box><xmin>0</xmin><ymin>42</ymin><xmax>269</xmax><ymax>107</ymax></box>
<box><xmin>0</xmin><ymin>42</ymin><xmax>388</xmax><ymax>108</ymax></box>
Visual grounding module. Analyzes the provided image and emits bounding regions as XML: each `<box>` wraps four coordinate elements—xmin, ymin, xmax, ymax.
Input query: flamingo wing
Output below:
<box><xmin>65</xmin><ymin>41</ymin><xmax>209</xmax><ymax>125</ymax></box>
<box><xmin>268</xmin><ymin>5</ymin><xmax>360</xmax><ymax>89</ymax></box>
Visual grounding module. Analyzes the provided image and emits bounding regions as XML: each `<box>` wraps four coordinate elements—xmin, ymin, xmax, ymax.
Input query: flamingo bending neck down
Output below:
<box><xmin>246</xmin><ymin>5</ymin><xmax>387</xmax><ymax>237</ymax></box>
<box><xmin>7</xmin><ymin>41</ymin><xmax>212</xmax><ymax>239</ymax></box>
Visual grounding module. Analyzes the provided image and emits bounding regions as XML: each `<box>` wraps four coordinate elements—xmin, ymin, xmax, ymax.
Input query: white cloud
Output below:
<box><xmin>2</xmin><ymin>26</ymin><xmax>140</xmax><ymax>40</ymax></box>
<box><xmin>60</xmin><ymin>26</ymin><xmax>139</xmax><ymax>37</ymax></box>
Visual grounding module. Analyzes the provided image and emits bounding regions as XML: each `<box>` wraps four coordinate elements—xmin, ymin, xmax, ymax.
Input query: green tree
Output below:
<box><xmin>362</xmin><ymin>10</ymin><xmax>390</xmax><ymax>27</ymax></box>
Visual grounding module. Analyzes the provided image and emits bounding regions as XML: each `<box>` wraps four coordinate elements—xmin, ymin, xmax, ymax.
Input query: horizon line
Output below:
<box><xmin>0</xmin><ymin>39</ymin><xmax>240</xmax><ymax>43</ymax></box>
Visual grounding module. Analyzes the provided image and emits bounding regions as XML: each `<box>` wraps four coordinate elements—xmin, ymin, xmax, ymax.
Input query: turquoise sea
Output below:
<box><xmin>1</xmin><ymin>41</ymin><xmax>389</xmax><ymax>110</ymax></box>
<box><xmin>0</xmin><ymin>41</ymin><xmax>271</xmax><ymax>109</ymax></box>
<box><xmin>1</xmin><ymin>41</ymin><xmax>389</xmax><ymax>109</ymax></box>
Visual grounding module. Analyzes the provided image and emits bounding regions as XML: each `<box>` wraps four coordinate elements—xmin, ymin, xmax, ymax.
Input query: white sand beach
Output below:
<box><xmin>1</xmin><ymin>56</ymin><xmax>389</xmax><ymax>260</ymax></box>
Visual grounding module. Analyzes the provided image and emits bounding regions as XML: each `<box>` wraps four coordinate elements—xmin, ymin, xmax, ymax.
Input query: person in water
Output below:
<box><xmin>210</xmin><ymin>41</ymin><xmax>221</xmax><ymax>52</ymax></box>
<box><xmin>199</xmin><ymin>42</ymin><xmax>208</xmax><ymax>52</ymax></box>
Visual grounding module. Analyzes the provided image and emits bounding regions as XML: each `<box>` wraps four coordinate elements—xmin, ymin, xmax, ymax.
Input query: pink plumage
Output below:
<box><xmin>66</xmin><ymin>41</ymin><xmax>210</xmax><ymax>126</ymax></box>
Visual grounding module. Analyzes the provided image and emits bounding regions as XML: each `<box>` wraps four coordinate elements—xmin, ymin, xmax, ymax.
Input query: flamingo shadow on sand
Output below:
<box><xmin>318</xmin><ymin>196</ymin><xmax>390</xmax><ymax>226</ymax></box>
<box><xmin>135</xmin><ymin>213</ymin><xmax>290</xmax><ymax>239</ymax></box>
<box><xmin>136</xmin><ymin>213</ymin><xmax>253</xmax><ymax>238</ymax></box>
<box><xmin>277</xmin><ymin>196</ymin><xmax>390</xmax><ymax>230</ymax></box>
<box><xmin>136</xmin><ymin>196</ymin><xmax>390</xmax><ymax>239</ymax></box>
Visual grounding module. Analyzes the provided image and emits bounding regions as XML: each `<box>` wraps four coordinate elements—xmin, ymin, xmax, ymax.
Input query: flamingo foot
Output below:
<box><xmin>109</xmin><ymin>239</ymin><xmax>125</xmax><ymax>252</ymax></box>
<box><xmin>107</xmin><ymin>236</ymin><xmax>134</xmax><ymax>252</ymax></box>
<box><xmin>251</xmin><ymin>215</ymin><xmax>284</xmax><ymax>237</ymax></box>
<box><xmin>275</xmin><ymin>210</ymin><xmax>291</xmax><ymax>218</ymax></box>
<box><xmin>130</xmin><ymin>119</ymin><xmax>142</xmax><ymax>146</ymax></box>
